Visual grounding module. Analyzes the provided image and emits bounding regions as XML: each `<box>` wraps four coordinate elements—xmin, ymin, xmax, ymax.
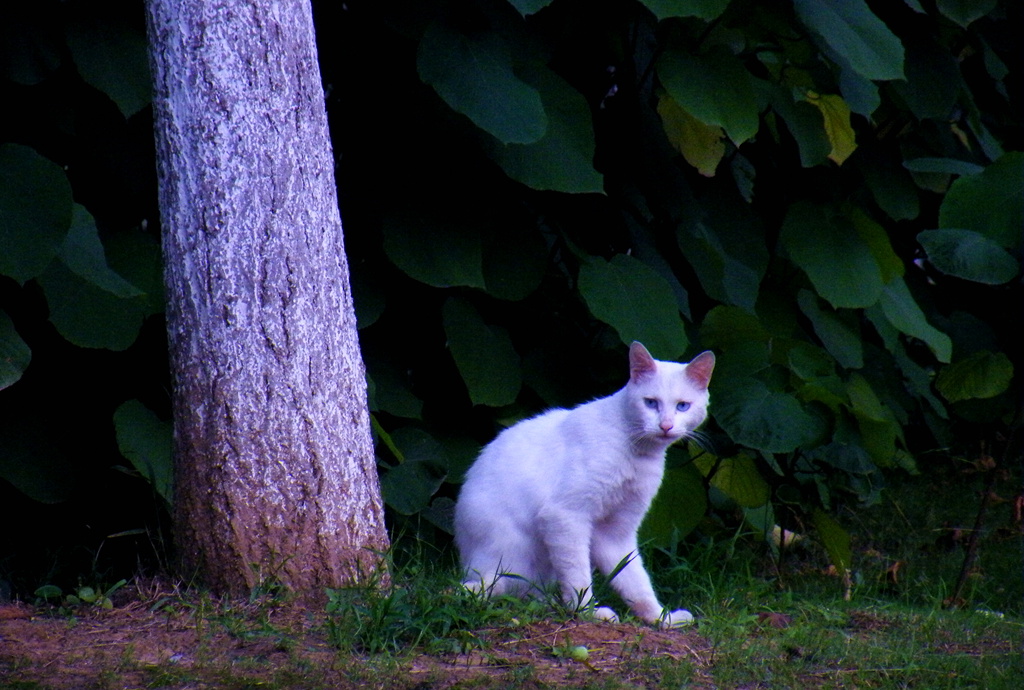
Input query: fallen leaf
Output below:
<box><xmin>886</xmin><ymin>560</ymin><xmax>905</xmax><ymax>585</ymax></box>
<box><xmin>757</xmin><ymin>612</ymin><xmax>792</xmax><ymax>629</ymax></box>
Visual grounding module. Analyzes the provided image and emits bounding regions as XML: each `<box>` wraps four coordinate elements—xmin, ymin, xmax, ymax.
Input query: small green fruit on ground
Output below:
<box><xmin>569</xmin><ymin>645</ymin><xmax>589</xmax><ymax>662</ymax></box>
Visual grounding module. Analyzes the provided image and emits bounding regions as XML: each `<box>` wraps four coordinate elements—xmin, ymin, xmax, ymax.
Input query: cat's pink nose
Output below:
<box><xmin>660</xmin><ymin>420</ymin><xmax>674</xmax><ymax>432</ymax></box>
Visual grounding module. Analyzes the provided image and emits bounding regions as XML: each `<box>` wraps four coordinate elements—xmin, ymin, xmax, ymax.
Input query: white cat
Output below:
<box><xmin>454</xmin><ymin>342</ymin><xmax>715</xmax><ymax>628</ymax></box>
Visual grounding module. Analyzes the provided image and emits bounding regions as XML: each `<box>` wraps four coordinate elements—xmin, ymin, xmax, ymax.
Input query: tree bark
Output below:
<box><xmin>145</xmin><ymin>0</ymin><xmax>389</xmax><ymax>597</ymax></box>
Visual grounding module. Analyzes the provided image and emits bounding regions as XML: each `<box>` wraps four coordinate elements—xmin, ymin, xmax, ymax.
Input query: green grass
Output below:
<box><xmin>697</xmin><ymin>599</ymin><xmax>1021</xmax><ymax>688</ymax></box>
<box><xmin>323</xmin><ymin>553</ymin><xmax>560</xmax><ymax>655</ymax></box>
<box><xmin>6</xmin><ymin>470</ymin><xmax>1022</xmax><ymax>689</ymax></box>
<box><xmin>622</xmin><ymin>464</ymin><xmax>1024</xmax><ymax>690</ymax></box>
<box><xmin>275</xmin><ymin>466</ymin><xmax>1024</xmax><ymax>688</ymax></box>
<box><xmin>846</xmin><ymin>467</ymin><xmax>1024</xmax><ymax>616</ymax></box>
<box><xmin>6</xmin><ymin>553</ymin><xmax>1022</xmax><ymax>690</ymax></box>
<box><xmin>306</xmin><ymin>529</ymin><xmax>1023</xmax><ymax>688</ymax></box>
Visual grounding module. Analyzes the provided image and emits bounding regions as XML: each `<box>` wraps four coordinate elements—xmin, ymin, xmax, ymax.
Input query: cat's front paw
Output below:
<box><xmin>658</xmin><ymin>608</ymin><xmax>695</xmax><ymax>629</ymax></box>
<box><xmin>591</xmin><ymin>606</ymin><xmax>619</xmax><ymax>623</ymax></box>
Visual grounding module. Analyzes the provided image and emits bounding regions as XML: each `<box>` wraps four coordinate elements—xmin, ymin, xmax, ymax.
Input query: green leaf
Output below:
<box><xmin>114</xmin><ymin>400</ymin><xmax>173</xmax><ymax>505</ymax></box>
<box><xmin>787</xmin><ymin>341</ymin><xmax>836</xmax><ymax>381</ymax></box>
<box><xmin>417</xmin><ymin>21</ymin><xmax>547</xmax><ymax>145</ymax></box>
<box><xmin>742</xmin><ymin>503</ymin><xmax>776</xmax><ymax>539</ymax></box>
<box><xmin>963</xmin><ymin>101</ymin><xmax>1004</xmax><ymax>163</ymax></box>
<box><xmin>422</xmin><ymin>496</ymin><xmax>457</xmax><ymax>534</ymax></box>
<box><xmin>780</xmin><ymin>202</ymin><xmax>884</xmax><ymax>309</ymax></box>
<box><xmin>507</xmin><ymin>0</ymin><xmax>554</xmax><ymax>15</ymax></box>
<box><xmin>639</xmin><ymin>0</ymin><xmax>731</xmax><ymax>21</ymax></box>
<box><xmin>858</xmin><ymin>418</ymin><xmax>903</xmax><ymax>468</ymax></box>
<box><xmin>805</xmin><ymin>92</ymin><xmax>857</xmax><ymax>165</ymax></box>
<box><xmin>389</xmin><ymin>427</ymin><xmax>447</xmax><ymax>467</ymax></box>
<box><xmin>435</xmin><ymin>434</ymin><xmax>481</xmax><ymax>484</ymax></box>
<box><xmin>350</xmin><ymin>267</ymin><xmax>385</xmax><ymax>330</ymax></box>
<box><xmin>731</xmin><ymin>153</ymin><xmax>756</xmax><ymax>203</ymax></box>
<box><xmin>892</xmin><ymin>342</ymin><xmax>948</xmax><ymax>420</ymax></box>
<box><xmin>905</xmin><ymin>158</ymin><xmax>984</xmax><ymax>176</ymax></box>
<box><xmin>835</xmin><ymin>57</ymin><xmax>881</xmax><ymax>116</ymax></box>
<box><xmin>918</xmin><ymin>229</ymin><xmax>1019</xmax><ymax>285</ymax></box>
<box><xmin>640</xmin><ymin>464</ymin><xmax>707</xmax><ymax>547</ymax></box>
<box><xmin>936</xmin><ymin>0</ymin><xmax>997</xmax><ymax>28</ymax></box>
<box><xmin>657</xmin><ymin>48</ymin><xmax>760</xmax><ymax>145</ymax></box>
<box><xmin>936</xmin><ymin>350</ymin><xmax>1013</xmax><ymax>403</ymax></box>
<box><xmin>65</xmin><ymin>16</ymin><xmax>152</xmax><ymax>118</ymax></box>
<box><xmin>677</xmin><ymin>194</ymin><xmax>768</xmax><ymax>312</ymax></box>
<box><xmin>485</xmin><ymin>64</ymin><xmax>603</xmax><ymax>193</ymax></box>
<box><xmin>712</xmin><ymin>344</ymin><xmax>823</xmax><ymax>453</ymax></box>
<box><xmin>938</xmin><ymin>152</ymin><xmax>1024</xmax><ymax>250</ymax></box>
<box><xmin>892</xmin><ymin>41</ymin><xmax>963</xmax><ymax>121</ymax></box>
<box><xmin>578</xmin><ymin>254</ymin><xmax>688</xmax><ymax>360</ymax></box>
<box><xmin>909</xmin><ymin>169</ymin><xmax>954</xmax><ymax>195</ymax></box>
<box><xmin>103</xmin><ymin>579</ymin><xmax>128</xmax><ymax>598</ymax></box>
<box><xmin>366</xmin><ymin>358</ymin><xmax>423</xmax><ymax>420</ymax></box>
<box><xmin>658</xmin><ymin>92</ymin><xmax>725</xmax><ymax>177</ymax></box>
<box><xmin>715</xmin><ymin>381</ymin><xmax>821</xmax><ymax>453</ymax></box>
<box><xmin>845</xmin><ymin>373</ymin><xmax>887</xmax><ymax>422</ymax></box>
<box><xmin>707</xmin><ymin>453</ymin><xmax>770</xmax><ymax>508</ymax></box>
<box><xmin>797</xmin><ymin>290</ymin><xmax>864</xmax><ymax>369</ymax></box>
<box><xmin>793</xmin><ymin>0</ymin><xmax>904</xmax><ymax>81</ymax></box>
<box><xmin>38</xmin><ymin>260</ymin><xmax>147</xmax><ymax>351</ymax></box>
<box><xmin>980</xmin><ymin>35</ymin><xmax>1009</xmax><ymax>82</ymax></box>
<box><xmin>379</xmin><ymin>427</ymin><xmax>448</xmax><ymax>515</ymax></box>
<box><xmin>382</xmin><ymin>212</ymin><xmax>485</xmax><ymax>289</ymax></box>
<box><xmin>699</xmin><ymin>305</ymin><xmax>769</xmax><ymax>351</ymax></box>
<box><xmin>482</xmin><ymin>227</ymin><xmax>548</xmax><ymax>301</ymax></box>
<box><xmin>809</xmin><ymin>441</ymin><xmax>877</xmax><ymax>476</ymax></box>
<box><xmin>858</xmin><ymin>152</ymin><xmax>920</xmax><ymax>221</ymax></box>
<box><xmin>770</xmin><ymin>89</ymin><xmax>831</xmax><ymax>168</ymax></box>
<box><xmin>371</xmin><ymin>415</ymin><xmax>403</xmax><ymax>461</ymax></box>
<box><xmin>380</xmin><ymin>459</ymin><xmax>446</xmax><ymax>515</ymax></box>
<box><xmin>103</xmin><ymin>227</ymin><xmax>165</xmax><ymax>317</ymax></box>
<box><xmin>877</xmin><ymin>277</ymin><xmax>952</xmax><ymax>363</ymax></box>
<box><xmin>848</xmin><ymin>204</ymin><xmax>903</xmax><ymax>283</ymax></box>
<box><xmin>0</xmin><ymin>144</ymin><xmax>72</xmax><ymax>282</ymax></box>
<box><xmin>1</xmin><ymin>310</ymin><xmax>31</xmax><ymax>391</ymax></box>
<box><xmin>61</xmin><ymin>205</ymin><xmax>145</xmax><ymax>298</ymax></box>
<box><xmin>795</xmin><ymin>373</ymin><xmax>849</xmax><ymax>414</ymax></box>
<box><xmin>812</xmin><ymin>508</ymin><xmax>852</xmax><ymax>573</ymax></box>
<box><xmin>443</xmin><ymin>297</ymin><xmax>522</xmax><ymax>407</ymax></box>
<box><xmin>34</xmin><ymin>585</ymin><xmax>63</xmax><ymax>600</ymax></box>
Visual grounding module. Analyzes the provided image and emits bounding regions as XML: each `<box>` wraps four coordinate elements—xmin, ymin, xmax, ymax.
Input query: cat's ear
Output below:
<box><xmin>685</xmin><ymin>351</ymin><xmax>716</xmax><ymax>390</ymax></box>
<box><xmin>629</xmin><ymin>342</ymin><xmax>657</xmax><ymax>381</ymax></box>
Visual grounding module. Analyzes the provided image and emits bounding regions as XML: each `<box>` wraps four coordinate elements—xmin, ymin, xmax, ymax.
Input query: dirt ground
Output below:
<box><xmin>0</xmin><ymin>599</ymin><xmax>713</xmax><ymax>689</ymax></box>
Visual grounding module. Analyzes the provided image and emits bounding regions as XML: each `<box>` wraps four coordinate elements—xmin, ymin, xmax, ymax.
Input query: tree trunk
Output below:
<box><xmin>145</xmin><ymin>0</ymin><xmax>389</xmax><ymax>597</ymax></box>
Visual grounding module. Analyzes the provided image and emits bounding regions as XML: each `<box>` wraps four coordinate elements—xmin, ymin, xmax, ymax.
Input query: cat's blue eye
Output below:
<box><xmin>677</xmin><ymin>401</ymin><xmax>691</xmax><ymax>412</ymax></box>
<box><xmin>644</xmin><ymin>398</ymin><xmax>659</xmax><ymax>410</ymax></box>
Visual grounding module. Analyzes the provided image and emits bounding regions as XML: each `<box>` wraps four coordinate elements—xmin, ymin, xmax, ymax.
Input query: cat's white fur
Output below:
<box><xmin>455</xmin><ymin>342</ymin><xmax>715</xmax><ymax>628</ymax></box>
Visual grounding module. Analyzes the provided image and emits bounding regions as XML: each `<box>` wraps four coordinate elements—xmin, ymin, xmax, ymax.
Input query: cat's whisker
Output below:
<box><xmin>626</xmin><ymin>428</ymin><xmax>649</xmax><ymax>453</ymax></box>
<box><xmin>686</xmin><ymin>429</ymin><xmax>717</xmax><ymax>455</ymax></box>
